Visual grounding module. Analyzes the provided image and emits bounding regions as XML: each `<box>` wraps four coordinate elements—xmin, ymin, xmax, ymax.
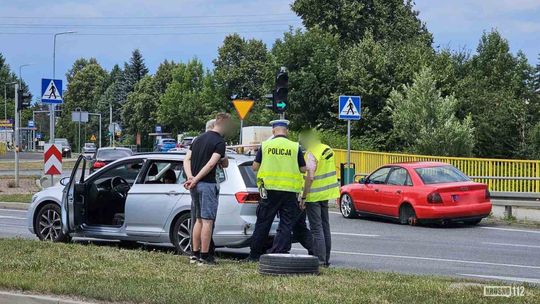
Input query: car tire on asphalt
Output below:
<box><xmin>34</xmin><ymin>203</ymin><xmax>71</xmax><ymax>243</ymax></box>
<box><xmin>171</xmin><ymin>212</ymin><xmax>192</xmax><ymax>255</ymax></box>
<box><xmin>399</xmin><ymin>204</ymin><xmax>418</xmax><ymax>225</ymax></box>
<box><xmin>340</xmin><ymin>194</ymin><xmax>357</xmax><ymax>219</ymax></box>
<box><xmin>259</xmin><ymin>254</ymin><xmax>319</xmax><ymax>276</ymax></box>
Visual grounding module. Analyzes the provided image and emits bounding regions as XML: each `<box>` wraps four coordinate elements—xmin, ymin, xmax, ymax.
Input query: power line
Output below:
<box><xmin>0</xmin><ymin>13</ymin><xmax>294</xmax><ymax>20</ymax></box>
<box><xmin>0</xmin><ymin>29</ymin><xmax>288</xmax><ymax>36</ymax></box>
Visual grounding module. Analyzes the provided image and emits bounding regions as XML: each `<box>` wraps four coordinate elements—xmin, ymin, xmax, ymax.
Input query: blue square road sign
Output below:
<box><xmin>338</xmin><ymin>95</ymin><xmax>361</xmax><ymax>120</ymax></box>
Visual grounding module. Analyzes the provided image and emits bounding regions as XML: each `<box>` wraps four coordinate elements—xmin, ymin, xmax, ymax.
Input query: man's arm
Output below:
<box><xmin>220</xmin><ymin>157</ymin><xmax>229</xmax><ymax>168</ymax></box>
<box><xmin>252</xmin><ymin>161</ymin><xmax>260</xmax><ymax>171</ymax></box>
<box><xmin>302</xmin><ymin>152</ymin><xmax>317</xmax><ymax>198</ymax></box>
<box><xmin>192</xmin><ymin>153</ymin><xmax>222</xmax><ymax>184</ymax></box>
<box><xmin>297</xmin><ymin>148</ymin><xmax>307</xmax><ymax>173</ymax></box>
<box><xmin>252</xmin><ymin>149</ymin><xmax>262</xmax><ymax>171</ymax></box>
<box><xmin>183</xmin><ymin>150</ymin><xmax>193</xmax><ymax>179</ymax></box>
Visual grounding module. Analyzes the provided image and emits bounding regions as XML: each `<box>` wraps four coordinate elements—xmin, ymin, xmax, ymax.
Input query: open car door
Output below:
<box><xmin>61</xmin><ymin>154</ymin><xmax>87</xmax><ymax>234</ymax></box>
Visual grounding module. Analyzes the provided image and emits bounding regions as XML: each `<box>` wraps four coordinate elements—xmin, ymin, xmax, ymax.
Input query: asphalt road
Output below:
<box><xmin>1</xmin><ymin>208</ymin><xmax>539</xmax><ymax>284</ymax></box>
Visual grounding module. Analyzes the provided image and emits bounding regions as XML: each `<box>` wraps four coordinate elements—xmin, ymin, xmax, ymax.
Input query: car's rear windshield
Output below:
<box><xmin>97</xmin><ymin>149</ymin><xmax>132</xmax><ymax>160</ymax></box>
<box><xmin>415</xmin><ymin>166</ymin><xmax>470</xmax><ymax>184</ymax></box>
<box><xmin>238</xmin><ymin>162</ymin><xmax>257</xmax><ymax>188</ymax></box>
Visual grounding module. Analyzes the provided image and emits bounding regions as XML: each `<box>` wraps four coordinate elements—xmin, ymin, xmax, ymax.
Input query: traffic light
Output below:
<box><xmin>17</xmin><ymin>89</ymin><xmax>32</xmax><ymax>111</ymax></box>
<box><xmin>273</xmin><ymin>67</ymin><xmax>288</xmax><ymax>113</ymax></box>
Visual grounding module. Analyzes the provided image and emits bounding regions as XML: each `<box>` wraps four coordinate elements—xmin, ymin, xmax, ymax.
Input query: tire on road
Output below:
<box><xmin>171</xmin><ymin>212</ymin><xmax>192</xmax><ymax>255</ymax></box>
<box><xmin>340</xmin><ymin>194</ymin><xmax>357</xmax><ymax>219</ymax></box>
<box><xmin>34</xmin><ymin>203</ymin><xmax>70</xmax><ymax>242</ymax></box>
<box><xmin>463</xmin><ymin>218</ymin><xmax>482</xmax><ymax>225</ymax></box>
<box><xmin>399</xmin><ymin>203</ymin><xmax>418</xmax><ymax>225</ymax></box>
<box><xmin>259</xmin><ymin>254</ymin><xmax>319</xmax><ymax>276</ymax></box>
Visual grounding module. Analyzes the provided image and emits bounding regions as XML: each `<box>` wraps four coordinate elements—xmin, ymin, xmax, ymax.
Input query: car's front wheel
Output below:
<box><xmin>171</xmin><ymin>213</ymin><xmax>192</xmax><ymax>255</ymax></box>
<box><xmin>35</xmin><ymin>203</ymin><xmax>70</xmax><ymax>242</ymax></box>
<box><xmin>340</xmin><ymin>194</ymin><xmax>357</xmax><ymax>219</ymax></box>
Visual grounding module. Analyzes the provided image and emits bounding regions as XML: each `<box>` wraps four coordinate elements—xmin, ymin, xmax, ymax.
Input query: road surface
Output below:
<box><xmin>1</xmin><ymin>208</ymin><xmax>539</xmax><ymax>284</ymax></box>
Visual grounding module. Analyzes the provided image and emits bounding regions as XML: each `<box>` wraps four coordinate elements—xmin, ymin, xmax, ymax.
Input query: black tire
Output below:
<box><xmin>340</xmin><ymin>194</ymin><xmax>357</xmax><ymax>219</ymax></box>
<box><xmin>171</xmin><ymin>212</ymin><xmax>192</xmax><ymax>255</ymax></box>
<box><xmin>259</xmin><ymin>254</ymin><xmax>319</xmax><ymax>276</ymax></box>
<box><xmin>34</xmin><ymin>203</ymin><xmax>71</xmax><ymax>242</ymax></box>
<box><xmin>399</xmin><ymin>204</ymin><xmax>418</xmax><ymax>225</ymax></box>
<box><xmin>463</xmin><ymin>218</ymin><xmax>482</xmax><ymax>225</ymax></box>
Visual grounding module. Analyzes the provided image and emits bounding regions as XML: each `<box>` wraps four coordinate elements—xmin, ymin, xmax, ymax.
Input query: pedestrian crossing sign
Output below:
<box><xmin>41</xmin><ymin>79</ymin><xmax>63</xmax><ymax>104</ymax></box>
<box><xmin>338</xmin><ymin>95</ymin><xmax>361</xmax><ymax>120</ymax></box>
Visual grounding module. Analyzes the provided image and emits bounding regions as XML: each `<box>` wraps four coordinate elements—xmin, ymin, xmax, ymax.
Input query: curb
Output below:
<box><xmin>0</xmin><ymin>290</ymin><xmax>96</xmax><ymax>304</ymax></box>
<box><xmin>0</xmin><ymin>202</ymin><xmax>29</xmax><ymax>210</ymax></box>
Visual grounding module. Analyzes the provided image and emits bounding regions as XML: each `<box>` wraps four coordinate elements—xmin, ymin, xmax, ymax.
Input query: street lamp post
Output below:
<box><xmin>14</xmin><ymin>64</ymin><xmax>32</xmax><ymax>187</ymax></box>
<box><xmin>50</xmin><ymin>31</ymin><xmax>76</xmax><ymax>144</ymax></box>
<box><xmin>4</xmin><ymin>82</ymin><xmax>17</xmax><ymax>120</ymax></box>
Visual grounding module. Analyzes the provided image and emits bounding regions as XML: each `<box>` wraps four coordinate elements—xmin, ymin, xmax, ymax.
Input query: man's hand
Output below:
<box><xmin>184</xmin><ymin>176</ymin><xmax>196</xmax><ymax>190</ymax></box>
<box><xmin>298</xmin><ymin>198</ymin><xmax>306</xmax><ymax>211</ymax></box>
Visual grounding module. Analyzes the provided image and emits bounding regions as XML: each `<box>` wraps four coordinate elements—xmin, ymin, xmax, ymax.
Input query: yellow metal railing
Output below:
<box><xmin>334</xmin><ymin>150</ymin><xmax>540</xmax><ymax>192</ymax></box>
<box><xmin>0</xmin><ymin>142</ymin><xmax>6</xmax><ymax>156</ymax></box>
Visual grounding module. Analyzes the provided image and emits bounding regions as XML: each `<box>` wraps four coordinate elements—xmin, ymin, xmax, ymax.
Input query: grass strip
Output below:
<box><xmin>0</xmin><ymin>239</ymin><xmax>538</xmax><ymax>303</ymax></box>
<box><xmin>0</xmin><ymin>194</ymin><xmax>33</xmax><ymax>203</ymax></box>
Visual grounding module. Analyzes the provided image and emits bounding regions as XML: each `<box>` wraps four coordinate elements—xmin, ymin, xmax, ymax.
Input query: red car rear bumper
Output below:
<box><xmin>414</xmin><ymin>202</ymin><xmax>492</xmax><ymax>220</ymax></box>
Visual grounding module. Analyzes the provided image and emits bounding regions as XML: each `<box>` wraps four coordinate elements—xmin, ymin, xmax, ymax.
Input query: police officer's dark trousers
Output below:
<box><xmin>249</xmin><ymin>190</ymin><xmax>300</xmax><ymax>259</ymax></box>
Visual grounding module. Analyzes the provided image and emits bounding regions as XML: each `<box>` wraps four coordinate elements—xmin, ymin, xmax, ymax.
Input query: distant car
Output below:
<box><xmin>168</xmin><ymin>147</ymin><xmax>189</xmax><ymax>153</ymax></box>
<box><xmin>83</xmin><ymin>143</ymin><xmax>97</xmax><ymax>154</ymax></box>
<box><xmin>178</xmin><ymin>137</ymin><xmax>194</xmax><ymax>149</ymax></box>
<box><xmin>154</xmin><ymin>138</ymin><xmax>177</xmax><ymax>152</ymax></box>
<box><xmin>90</xmin><ymin>147</ymin><xmax>133</xmax><ymax>173</ymax></box>
<box><xmin>54</xmin><ymin>138</ymin><xmax>72</xmax><ymax>158</ymax></box>
<box><xmin>339</xmin><ymin>162</ymin><xmax>492</xmax><ymax>225</ymax></box>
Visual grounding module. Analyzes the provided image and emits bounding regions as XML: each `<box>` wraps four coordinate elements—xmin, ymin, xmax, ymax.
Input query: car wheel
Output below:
<box><xmin>340</xmin><ymin>194</ymin><xmax>357</xmax><ymax>219</ymax></box>
<box><xmin>171</xmin><ymin>213</ymin><xmax>191</xmax><ymax>255</ymax></box>
<box><xmin>35</xmin><ymin>203</ymin><xmax>70</xmax><ymax>242</ymax></box>
<box><xmin>259</xmin><ymin>254</ymin><xmax>319</xmax><ymax>276</ymax></box>
<box><xmin>463</xmin><ymin>218</ymin><xmax>482</xmax><ymax>225</ymax></box>
<box><xmin>399</xmin><ymin>204</ymin><xmax>417</xmax><ymax>225</ymax></box>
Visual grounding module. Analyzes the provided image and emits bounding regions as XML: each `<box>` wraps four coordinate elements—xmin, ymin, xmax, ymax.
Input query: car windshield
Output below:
<box><xmin>238</xmin><ymin>163</ymin><xmax>257</xmax><ymax>188</ymax></box>
<box><xmin>97</xmin><ymin>149</ymin><xmax>132</xmax><ymax>160</ymax></box>
<box><xmin>54</xmin><ymin>139</ymin><xmax>68</xmax><ymax>146</ymax></box>
<box><xmin>85</xmin><ymin>143</ymin><xmax>95</xmax><ymax>147</ymax></box>
<box><xmin>415</xmin><ymin>165</ymin><xmax>470</xmax><ymax>184</ymax></box>
<box><xmin>181</xmin><ymin>138</ymin><xmax>193</xmax><ymax>145</ymax></box>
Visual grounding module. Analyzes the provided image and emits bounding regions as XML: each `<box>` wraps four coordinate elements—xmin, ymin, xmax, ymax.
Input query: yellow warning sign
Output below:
<box><xmin>232</xmin><ymin>99</ymin><xmax>255</xmax><ymax>120</ymax></box>
<box><xmin>90</xmin><ymin>134</ymin><xmax>97</xmax><ymax>141</ymax></box>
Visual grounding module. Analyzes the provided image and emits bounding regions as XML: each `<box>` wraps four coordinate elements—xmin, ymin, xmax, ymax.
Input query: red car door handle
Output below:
<box><xmin>396</xmin><ymin>190</ymin><xmax>402</xmax><ymax>194</ymax></box>
<box><xmin>374</xmin><ymin>189</ymin><xmax>380</xmax><ymax>192</ymax></box>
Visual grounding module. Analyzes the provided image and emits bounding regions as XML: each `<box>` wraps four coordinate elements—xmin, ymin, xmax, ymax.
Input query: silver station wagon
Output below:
<box><xmin>27</xmin><ymin>153</ymin><xmax>276</xmax><ymax>253</ymax></box>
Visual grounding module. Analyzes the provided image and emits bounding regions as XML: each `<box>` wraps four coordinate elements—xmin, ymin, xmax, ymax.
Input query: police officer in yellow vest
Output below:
<box><xmin>299</xmin><ymin>130</ymin><xmax>340</xmax><ymax>266</ymax></box>
<box><xmin>247</xmin><ymin>120</ymin><xmax>308</xmax><ymax>261</ymax></box>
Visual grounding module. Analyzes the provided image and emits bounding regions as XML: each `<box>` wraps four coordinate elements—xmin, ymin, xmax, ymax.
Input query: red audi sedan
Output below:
<box><xmin>339</xmin><ymin>162</ymin><xmax>492</xmax><ymax>225</ymax></box>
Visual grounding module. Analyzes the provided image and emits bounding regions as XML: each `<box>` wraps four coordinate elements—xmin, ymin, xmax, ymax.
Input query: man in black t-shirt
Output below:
<box><xmin>184</xmin><ymin>113</ymin><xmax>231</xmax><ymax>265</ymax></box>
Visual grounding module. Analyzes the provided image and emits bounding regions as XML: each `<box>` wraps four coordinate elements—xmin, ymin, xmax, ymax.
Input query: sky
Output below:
<box><xmin>0</xmin><ymin>0</ymin><xmax>539</xmax><ymax>101</ymax></box>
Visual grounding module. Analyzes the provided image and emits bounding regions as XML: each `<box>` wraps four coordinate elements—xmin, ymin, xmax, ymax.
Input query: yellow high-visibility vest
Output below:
<box><xmin>257</xmin><ymin>137</ymin><xmax>304</xmax><ymax>192</ymax></box>
<box><xmin>305</xmin><ymin>142</ymin><xmax>340</xmax><ymax>202</ymax></box>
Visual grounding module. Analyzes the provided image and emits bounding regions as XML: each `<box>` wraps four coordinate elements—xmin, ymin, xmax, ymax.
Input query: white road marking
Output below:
<box><xmin>0</xmin><ymin>223</ymin><xmax>27</xmax><ymax>228</ymax></box>
<box><xmin>483</xmin><ymin>242</ymin><xmax>540</xmax><ymax>249</ymax></box>
<box><xmin>458</xmin><ymin>273</ymin><xmax>540</xmax><ymax>284</ymax></box>
<box><xmin>480</xmin><ymin>226</ymin><xmax>540</xmax><ymax>234</ymax></box>
<box><xmin>331</xmin><ymin>232</ymin><xmax>379</xmax><ymax>237</ymax></box>
<box><xmin>329</xmin><ymin>211</ymin><xmax>341</xmax><ymax>215</ymax></box>
<box><xmin>0</xmin><ymin>209</ymin><xmax>28</xmax><ymax>213</ymax></box>
<box><xmin>0</xmin><ymin>215</ymin><xmax>26</xmax><ymax>220</ymax></box>
<box><xmin>291</xmin><ymin>249</ymin><xmax>540</xmax><ymax>270</ymax></box>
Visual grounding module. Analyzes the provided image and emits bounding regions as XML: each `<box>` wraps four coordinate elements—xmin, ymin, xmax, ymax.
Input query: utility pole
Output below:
<box><xmin>14</xmin><ymin>84</ymin><xmax>19</xmax><ymax>187</ymax></box>
<box><xmin>109</xmin><ymin>103</ymin><xmax>113</xmax><ymax>147</ymax></box>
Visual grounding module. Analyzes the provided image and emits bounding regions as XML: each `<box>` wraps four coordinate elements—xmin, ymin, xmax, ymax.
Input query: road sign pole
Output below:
<box><xmin>347</xmin><ymin>120</ymin><xmax>351</xmax><ymax>183</ymax></box>
<box><xmin>78</xmin><ymin>109</ymin><xmax>81</xmax><ymax>154</ymax></box>
<box><xmin>239</xmin><ymin>119</ymin><xmax>243</xmax><ymax>145</ymax></box>
<box><xmin>14</xmin><ymin>84</ymin><xmax>19</xmax><ymax>187</ymax></box>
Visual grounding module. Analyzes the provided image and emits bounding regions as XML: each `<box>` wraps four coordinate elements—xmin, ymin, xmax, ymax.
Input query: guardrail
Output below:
<box><xmin>334</xmin><ymin>149</ymin><xmax>540</xmax><ymax>192</ymax></box>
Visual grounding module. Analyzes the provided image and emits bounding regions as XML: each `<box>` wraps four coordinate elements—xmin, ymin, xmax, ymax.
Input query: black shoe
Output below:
<box><xmin>243</xmin><ymin>256</ymin><xmax>259</xmax><ymax>263</ymax></box>
<box><xmin>189</xmin><ymin>255</ymin><xmax>199</xmax><ymax>264</ymax></box>
<box><xmin>198</xmin><ymin>255</ymin><xmax>217</xmax><ymax>266</ymax></box>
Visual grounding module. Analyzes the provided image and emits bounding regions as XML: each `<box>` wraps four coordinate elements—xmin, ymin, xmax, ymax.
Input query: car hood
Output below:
<box><xmin>35</xmin><ymin>184</ymin><xmax>64</xmax><ymax>202</ymax></box>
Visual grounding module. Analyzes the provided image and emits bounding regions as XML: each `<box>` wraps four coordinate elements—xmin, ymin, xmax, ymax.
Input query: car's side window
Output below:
<box><xmin>367</xmin><ymin>167</ymin><xmax>391</xmax><ymax>185</ymax></box>
<box><xmin>142</xmin><ymin>161</ymin><xmax>185</xmax><ymax>185</ymax></box>
<box><xmin>216</xmin><ymin>166</ymin><xmax>226</xmax><ymax>183</ymax></box>
<box><xmin>387</xmin><ymin>168</ymin><xmax>412</xmax><ymax>186</ymax></box>
<box><xmin>97</xmin><ymin>160</ymin><xmax>144</xmax><ymax>184</ymax></box>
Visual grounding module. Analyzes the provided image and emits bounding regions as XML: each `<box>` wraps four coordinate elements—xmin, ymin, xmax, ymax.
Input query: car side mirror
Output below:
<box><xmin>59</xmin><ymin>177</ymin><xmax>70</xmax><ymax>186</ymax></box>
<box><xmin>359</xmin><ymin>177</ymin><xmax>366</xmax><ymax>184</ymax></box>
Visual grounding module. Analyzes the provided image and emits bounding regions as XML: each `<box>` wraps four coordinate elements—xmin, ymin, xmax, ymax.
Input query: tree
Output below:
<box><xmin>213</xmin><ymin>34</ymin><xmax>273</xmax><ymax>125</ymax></box>
<box><xmin>157</xmin><ymin>59</ymin><xmax>219</xmax><ymax>134</ymax></box>
<box><xmin>291</xmin><ymin>0</ymin><xmax>432</xmax><ymax>45</ymax></box>
<box><xmin>387</xmin><ymin>67</ymin><xmax>475</xmax><ymax>156</ymax></box>
<box><xmin>125</xmin><ymin>49</ymin><xmax>149</xmax><ymax>83</ymax></box>
<box><xmin>57</xmin><ymin>61</ymin><xmax>108</xmax><ymax>151</ymax></box>
<box><xmin>271</xmin><ymin>29</ymin><xmax>341</xmax><ymax>130</ymax></box>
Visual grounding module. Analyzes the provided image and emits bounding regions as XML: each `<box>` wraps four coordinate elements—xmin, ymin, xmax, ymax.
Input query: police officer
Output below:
<box><xmin>247</xmin><ymin>120</ymin><xmax>307</xmax><ymax>261</ymax></box>
<box><xmin>299</xmin><ymin>130</ymin><xmax>340</xmax><ymax>266</ymax></box>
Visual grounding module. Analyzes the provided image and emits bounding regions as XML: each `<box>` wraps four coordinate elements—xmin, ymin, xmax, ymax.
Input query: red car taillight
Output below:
<box><xmin>235</xmin><ymin>192</ymin><xmax>261</xmax><ymax>204</ymax></box>
<box><xmin>427</xmin><ymin>192</ymin><xmax>443</xmax><ymax>204</ymax></box>
<box><xmin>93</xmin><ymin>161</ymin><xmax>106</xmax><ymax>169</ymax></box>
